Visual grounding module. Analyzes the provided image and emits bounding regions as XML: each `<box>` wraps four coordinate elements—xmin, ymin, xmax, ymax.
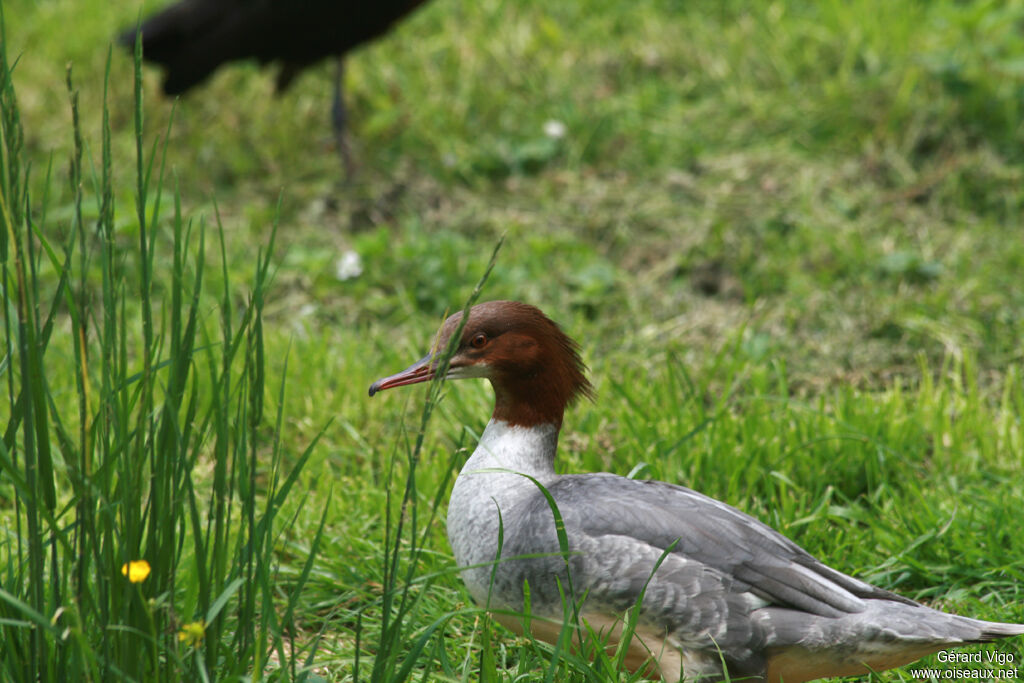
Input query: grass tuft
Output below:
<box><xmin>1</xmin><ymin>21</ymin><xmax>322</xmax><ymax>683</ymax></box>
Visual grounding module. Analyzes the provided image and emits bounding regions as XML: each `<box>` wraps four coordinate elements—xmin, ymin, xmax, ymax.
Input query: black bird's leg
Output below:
<box><xmin>331</xmin><ymin>56</ymin><xmax>355</xmax><ymax>180</ymax></box>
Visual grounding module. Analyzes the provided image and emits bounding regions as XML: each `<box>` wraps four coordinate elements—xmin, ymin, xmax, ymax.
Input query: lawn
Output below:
<box><xmin>2</xmin><ymin>0</ymin><xmax>1022</xmax><ymax>681</ymax></box>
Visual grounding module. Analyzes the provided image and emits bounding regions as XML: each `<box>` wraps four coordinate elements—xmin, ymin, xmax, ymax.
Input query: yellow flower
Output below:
<box><xmin>121</xmin><ymin>560</ymin><xmax>151</xmax><ymax>583</ymax></box>
<box><xmin>178</xmin><ymin>620</ymin><xmax>205</xmax><ymax>646</ymax></box>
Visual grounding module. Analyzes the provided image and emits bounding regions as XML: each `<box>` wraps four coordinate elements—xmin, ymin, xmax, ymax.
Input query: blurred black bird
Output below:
<box><xmin>119</xmin><ymin>0</ymin><xmax>431</xmax><ymax>175</ymax></box>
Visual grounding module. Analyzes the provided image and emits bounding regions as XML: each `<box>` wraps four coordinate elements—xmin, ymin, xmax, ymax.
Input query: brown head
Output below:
<box><xmin>369</xmin><ymin>301</ymin><xmax>593</xmax><ymax>428</ymax></box>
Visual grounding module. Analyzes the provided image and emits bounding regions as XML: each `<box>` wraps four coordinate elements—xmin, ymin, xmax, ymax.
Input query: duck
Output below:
<box><xmin>369</xmin><ymin>300</ymin><xmax>1023</xmax><ymax>682</ymax></box>
<box><xmin>118</xmin><ymin>0</ymin><xmax>431</xmax><ymax>175</ymax></box>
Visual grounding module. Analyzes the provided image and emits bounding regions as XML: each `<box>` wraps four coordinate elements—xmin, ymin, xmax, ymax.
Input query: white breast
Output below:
<box><xmin>446</xmin><ymin>419</ymin><xmax>559</xmax><ymax>605</ymax></box>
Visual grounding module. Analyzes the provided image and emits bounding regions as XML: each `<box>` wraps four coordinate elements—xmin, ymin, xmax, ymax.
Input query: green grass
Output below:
<box><xmin>3</xmin><ymin>0</ymin><xmax>1024</xmax><ymax>680</ymax></box>
<box><xmin>2</xmin><ymin>31</ymin><xmax>330</xmax><ymax>681</ymax></box>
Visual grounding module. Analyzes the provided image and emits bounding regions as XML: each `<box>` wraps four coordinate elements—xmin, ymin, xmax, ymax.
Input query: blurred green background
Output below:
<box><xmin>3</xmin><ymin>0</ymin><xmax>1023</xmax><ymax>680</ymax></box>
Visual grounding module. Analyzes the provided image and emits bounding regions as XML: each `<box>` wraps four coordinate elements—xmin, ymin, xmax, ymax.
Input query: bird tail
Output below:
<box><xmin>960</xmin><ymin>617</ymin><xmax>1024</xmax><ymax>642</ymax></box>
<box><xmin>759</xmin><ymin>602</ymin><xmax>1022</xmax><ymax>683</ymax></box>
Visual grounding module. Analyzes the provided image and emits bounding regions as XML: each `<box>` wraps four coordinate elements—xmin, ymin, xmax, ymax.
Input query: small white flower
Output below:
<box><xmin>543</xmin><ymin>119</ymin><xmax>567</xmax><ymax>140</ymax></box>
<box><xmin>334</xmin><ymin>250</ymin><xmax>363</xmax><ymax>281</ymax></box>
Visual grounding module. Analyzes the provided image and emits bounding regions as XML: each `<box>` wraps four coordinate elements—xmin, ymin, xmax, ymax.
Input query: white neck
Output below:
<box><xmin>461</xmin><ymin>418</ymin><xmax>559</xmax><ymax>477</ymax></box>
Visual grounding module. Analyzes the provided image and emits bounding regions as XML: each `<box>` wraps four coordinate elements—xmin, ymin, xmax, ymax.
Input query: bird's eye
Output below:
<box><xmin>470</xmin><ymin>333</ymin><xmax>488</xmax><ymax>349</ymax></box>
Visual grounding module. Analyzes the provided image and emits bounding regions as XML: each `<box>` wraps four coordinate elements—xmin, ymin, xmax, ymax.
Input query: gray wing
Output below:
<box><xmin>543</xmin><ymin>473</ymin><xmax>916</xmax><ymax>618</ymax></box>
<box><xmin>492</xmin><ymin>473</ymin><xmax>1017</xmax><ymax>680</ymax></box>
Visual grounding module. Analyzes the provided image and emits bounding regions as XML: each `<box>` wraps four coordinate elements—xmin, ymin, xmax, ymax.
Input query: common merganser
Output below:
<box><xmin>369</xmin><ymin>300</ymin><xmax>1023</xmax><ymax>682</ymax></box>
